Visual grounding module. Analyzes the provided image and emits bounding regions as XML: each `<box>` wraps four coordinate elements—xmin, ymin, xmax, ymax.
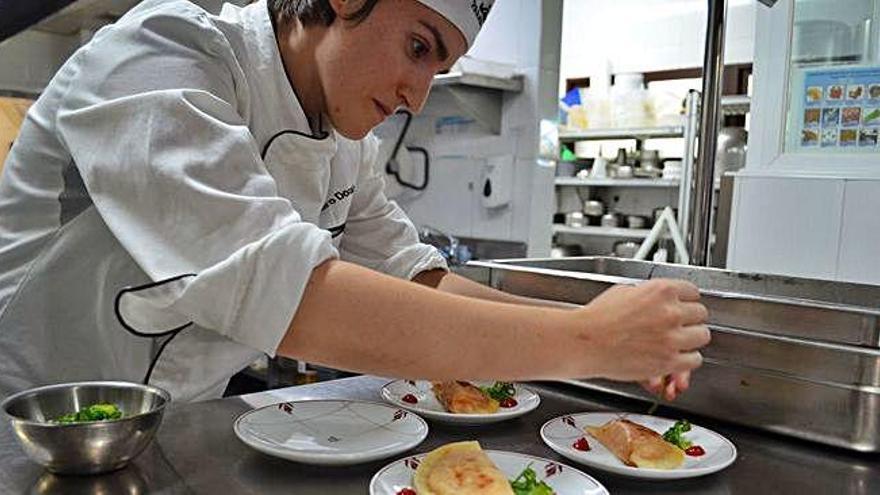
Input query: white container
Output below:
<box><xmin>610</xmin><ymin>73</ymin><xmax>653</xmax><ymax>128</ymax></box>
<box><xmin>662</xmin><ymin>160</ymin><xmax>683</xmax><ymax>180</ymax></box>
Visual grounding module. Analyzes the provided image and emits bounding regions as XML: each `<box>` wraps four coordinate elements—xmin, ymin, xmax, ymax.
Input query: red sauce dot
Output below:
<box><xmin>572</xmin><ymin>437</ymin><xmax>591</xmax><ymax>451</ymax></box>
<box><xmin>401</xmin><ymin>394</ymin><xmax>418</xmax><ymax>404</ymax></box>
<box><xmin>499</xmin><ymin>397</ymin><xmax>518</xmax><ymax>408</ymax></box>
<box><xmin>396</xmin><ymin>489</ymin><xmax>417</xmax><ymax>495</ymax></box>
<box><xmin>685</xmin><ymin>445</ymin><xmax>705</xmax><ymax>457</ymax></box>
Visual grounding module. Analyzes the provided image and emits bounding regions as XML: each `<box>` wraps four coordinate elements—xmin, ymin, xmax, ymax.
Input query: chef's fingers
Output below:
<box><xmin>663</xmin><ymin>371</ymin><xmax>690</xmax><ymax>401</ymax></box>
<box><xmin>671</xmin><ymin>351</ymin><xmax>703</xmax><ymax>373</ymax></box>
<box><xmin>672</xmin><ymin>324</ymin><xmax>712</xmax><ymax>350</ymax></box>
<box><xmin>672</xmin><ymin>371</ymin><xmax>690</xmax><ymax>392</ymax></box>
<box><xmin>662</xmin><ymin>279</ymin><xmax>701</xmax><ymax>302</ymax></box>
<box><xmin>680</xmin><ymin>302</ymin><xmax>709</xmax><ymax>325</ymax></box>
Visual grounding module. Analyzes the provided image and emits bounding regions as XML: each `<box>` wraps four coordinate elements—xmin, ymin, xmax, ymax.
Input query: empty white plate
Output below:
<box><xmin>381</xmin><ymin>380</ymin><xmax>540</xmax><ymax>425</ymax></box>
<box><xmin>370</xmin><ymin>449</ymin><xmax>609</xmax><ymax>495</ymax></box>
<box><xmin>234</xmin><ymin>400</ymin><xmax>428</xmax><ymax>466</ymax></box>
<box><xmin>540</xmin><ymin>412</ymin><xmax>737</xmax><ymax>480</ymax></box>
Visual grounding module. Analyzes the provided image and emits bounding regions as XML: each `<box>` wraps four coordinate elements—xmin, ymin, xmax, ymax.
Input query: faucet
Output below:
<box><xmin>418</xmin><ymin>225</ymin><xmax>469</xmax><ymax>266</ymax></box>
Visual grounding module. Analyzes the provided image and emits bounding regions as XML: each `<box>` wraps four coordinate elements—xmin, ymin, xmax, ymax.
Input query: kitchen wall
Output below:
<box><xmin>0</xmin><ymin>0</ymin><xmax>248</xmax><ymax>94</ymax></box>
<box><xmin>0</xmin><ymin>30</ymin><xmax>79</xmax><ymax>95</ymax></box>
<box><xmin>383</xmin><ymin>0</ymin><xmax>562</xmax><ymax>257</ymax></box>
<box><xmin>559</xmin><ymin>0</ymin><xmax>757</xmax><ymax>93</ymax></box>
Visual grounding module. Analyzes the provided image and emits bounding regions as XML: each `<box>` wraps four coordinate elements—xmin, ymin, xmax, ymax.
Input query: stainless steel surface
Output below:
<box><xmin>1</xmin><ymin>381</ymin><xmax>169</xmax><ymax>475</ymax></box>
<box><xmin>431</xmin><ymin>72</ymin><xmax>524</xmax><ymax>92</ymax></box>
<box><xmin>470</xmin><ymin>256</ymin><xmax>880</xmax><ymax>344</ymax></box>
<box><xmin>466</xmin><ymin>256</ymin><xmax>880</xmax><ymax>451</ymax></box>
<box><xmin>558</xmin><ymin>125</ymin><xmax>685</xmax><ymax>142</ymax></box>
<box><xmin>676</xmin><ymin>92</ymin><xmax>700</xmax><ymax>242</ymax></box>
<box><xmin>689</xmin><ymin>0</ymin><xmax>728</xmax><ymax>266</ymax></box>
<box><xmin>4</xmin><ymin>376</ymin><xmax>880</xmax><ymax>494</ymax></box>
<box><xmin>563</xmin><ymin>359</ymin><xmax>880</xmax><ymax>453</ymax></box>
<box><xmin>715</xmin><ymin>127</ymin><xmax>747</xmax><ymax>177</ymax></box>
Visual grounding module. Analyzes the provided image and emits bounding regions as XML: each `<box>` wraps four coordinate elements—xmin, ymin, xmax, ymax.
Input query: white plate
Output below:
<box><xmin>369</xmin><ymin>449</ymin><xmax>609</xmax><ymax>495</ymax></box>
<box><xmin>540</xmin><ymin>412</ymin><xmax>737</xmax><ymax>480</ymax></box>
<box><xmin>233</xmin><ymin>400</ymin><xmax>428</xmax><ymax>466</ymax></box>
<box><xmin>380</xmin><ymin>380</ymin><xmax>540</xmax><ymax>425</ymax></box>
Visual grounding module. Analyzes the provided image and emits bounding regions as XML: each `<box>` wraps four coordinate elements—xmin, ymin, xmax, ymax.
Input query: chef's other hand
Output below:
<box><xmin>579</xmin><ymin>279</ymin><xmax>710</xmax><ymax>382</ymax></box>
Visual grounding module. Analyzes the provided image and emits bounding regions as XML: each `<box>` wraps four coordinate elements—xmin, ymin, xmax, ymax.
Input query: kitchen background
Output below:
<box><xmin>2</xmin><ymin>0</ymin><xmax>879</xmax><ymax>389</ymax></box>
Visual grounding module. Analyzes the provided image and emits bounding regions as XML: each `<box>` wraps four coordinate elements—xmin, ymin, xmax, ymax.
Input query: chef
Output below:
<box><xmin>0</xmin><ymin>0</ymin><xmax>709</xmax><ymax>402</ymax></box>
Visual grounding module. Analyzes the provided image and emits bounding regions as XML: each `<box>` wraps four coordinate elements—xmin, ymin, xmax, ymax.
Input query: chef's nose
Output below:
<box><xmin>397</xmin><ymin>69</ymin><xmax>434</xmax><ymax>114</ymax></box>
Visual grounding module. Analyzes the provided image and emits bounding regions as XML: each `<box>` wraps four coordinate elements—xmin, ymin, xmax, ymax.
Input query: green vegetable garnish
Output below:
<box><xmin>480</xmin><ymin>381</ymin><xmax>516</xmax><ymax>401</ymax></box>
<box><xmin>54</xmin><ymin>403</ymin><xmax>123</xmax><ymax>424</ymax></box>
<box><xmin>509</xmin><ymin>466</ymin><xmax>555</xmax><ymax>495</ymax></box>
<box><xmin>662</xmin><ymin>419</ymin><xmax>693</xmax><ymax>450</ymax></box>
<box><xmin>865</xmin><ymin>108</ymin><xmax>880</xmax><ymax>122</ymax></box>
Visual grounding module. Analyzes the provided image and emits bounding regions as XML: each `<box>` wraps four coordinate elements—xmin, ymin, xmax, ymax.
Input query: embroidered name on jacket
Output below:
<box><xmin>322</xmin><ymin>185</ymin><xmax>357</xmax><ymax>211</ymax></box>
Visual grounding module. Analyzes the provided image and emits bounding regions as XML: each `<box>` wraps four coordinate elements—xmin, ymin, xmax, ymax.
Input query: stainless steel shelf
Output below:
<box><xmin>552</xmin><ymin>225</ymin><xmax>652</xmax><ymax>238</ymax></box>
<box><xmin>720</xmin><ymin>94</ymin><xmax>751</xmax><ymax>116</ymax></box>
<box><xmin>431</xmin><ymin>72</ymin><xmax>524</xmax><ymax>92</ymax></box>
<box><xmin>558</xmin><ymin>125</ymin><xmax>685</xmax><ymax>142</ymax></box>
<box><xmin>429</xmin><ymin>72</ymin><xmax>523</xmax><ymax>134</ymax></box>
<box><xmin>554</xmin><ymin>177</ymin><xmax>680</xmax><ymax>188</ymax></box>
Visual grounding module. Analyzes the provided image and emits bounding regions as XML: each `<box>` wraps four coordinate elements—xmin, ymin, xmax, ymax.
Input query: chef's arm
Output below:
<box><xmin>412</xmin><ymin>269</ymin><xmax>577</xmax><ymax>309</ymax></box>
<box><xmin>276</xmin><ymin>259</ymin><xmax>710</xmax><ymax>382</ymax></box>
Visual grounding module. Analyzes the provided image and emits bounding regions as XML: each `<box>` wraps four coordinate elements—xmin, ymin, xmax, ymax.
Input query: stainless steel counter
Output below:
<box><xmin>2</xmin><ymin>376</ymin><xmax>878</xmax><ymax>494</ymax></box>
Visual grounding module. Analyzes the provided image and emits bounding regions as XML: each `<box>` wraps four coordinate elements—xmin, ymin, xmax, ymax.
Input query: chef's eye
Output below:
<box><xmin>409</xmin><ymin>36</ymin><xmax>431</xmax><ymax>60</ymax></box>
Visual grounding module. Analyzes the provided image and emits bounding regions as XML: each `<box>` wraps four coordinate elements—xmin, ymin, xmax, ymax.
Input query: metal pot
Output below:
<box><xmin>583</xmin><ymin>200</ymin><xmax>605</xmax><ymax>225</ymax></box>
<box><xmin>600</xmin><ymin>213</ymin><xmax>621</xmax><ymax>228</ymax></box>
<box><xmin>716</xmin><ymin>127</ymin><xmax>747</xmax><ymax>178</ymax></box>
<box><xmin>615</xmin><ymin>165</ymin><xmax>634</xmax><ymax>179</ymax></box>
<box><xmin>550</xmin><ymin>244</ymin><xmax>584</xmax><ymax>258</ymax></box>
<box><xmin>612</xmin><ymin>241</ymin><xmax>640</xmax><ymax>258</ymax></box>
<box><xmin>626</xmin><ymin>215</ymin><xmax>648</xmax><ymax>229</ymax></box>
<box><xmin>564</xmin><ymin>211</ymin><xmax>585</xmax><ymax>228</ymax></box>
<box><xmin>583</xmin><ymin>200</ymin><xmax>604</xmax><ymax>217</ymax></box>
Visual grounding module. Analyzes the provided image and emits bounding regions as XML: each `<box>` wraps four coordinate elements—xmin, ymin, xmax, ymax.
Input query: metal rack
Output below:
<box><xmin>553</xmin><ymin>93</ymin><xmax>751</xmax><ymax>259</ymax></box>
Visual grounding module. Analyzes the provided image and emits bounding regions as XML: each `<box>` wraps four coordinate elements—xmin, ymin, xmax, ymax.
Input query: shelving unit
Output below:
<box><xmin>552</xmin><ymin>92</ymin><xmax>750</xmax><ymax>261</ymax></box>
<box><xmin>559</xmin><ymin>125</ymin><xmax>685</xmax><ymax>142</ymax></box>
<box><xmin>552</xmin><ymin>92</ymin><xmax>700</xmax><ymax>260</ymax></box>
<box><xmin>552</xmin><ymin>225</ymin><xmax>654</xmax><ymax>238</ymax></box>
<box><xmin>554</xmin><ymin>177</ymin><xmax>679</xmax><ymax>188</ymax></box>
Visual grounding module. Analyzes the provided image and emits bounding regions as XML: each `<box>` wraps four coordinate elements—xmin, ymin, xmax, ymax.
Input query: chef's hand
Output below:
<box><xmin>641</xmin><ymin>372</ymin><xmax>690</xmax><ymax>401</ymax></box>
<box><xmin>578</xmin><ymin>279</ymin><xmax>710</xmax><ymax>382</ymax></box>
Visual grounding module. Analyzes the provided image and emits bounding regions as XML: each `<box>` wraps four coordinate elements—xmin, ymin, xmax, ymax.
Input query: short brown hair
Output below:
<box><xmin>268</xmin><ymin>0</ymin><xmax>381</xmax><ymax>26</ymax></box>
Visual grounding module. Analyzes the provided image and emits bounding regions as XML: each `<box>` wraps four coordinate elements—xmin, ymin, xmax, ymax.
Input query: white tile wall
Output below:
<box><xmin>836</xmin><ymin>180</ymin><xmax>880</xmax><ymax>285</ymax></box>
<box><xmin>728</xmin><ymin>176</ymin><xmax>846</xmax><ymax>281</ymax></box>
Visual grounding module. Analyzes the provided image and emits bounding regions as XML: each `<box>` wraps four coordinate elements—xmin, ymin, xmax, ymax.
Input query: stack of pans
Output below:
<box><xmin>467</xmin><ymin>256</ymin><xmax>880</xmax><ymax>452</ymax></box>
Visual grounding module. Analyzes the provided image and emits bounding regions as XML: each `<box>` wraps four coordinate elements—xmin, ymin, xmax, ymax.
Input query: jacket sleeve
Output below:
<box><xmin>338</xmin><ymin>135</ymin><xmax>448</xmax><ymax>279</ymax></box>
<box><xmin>54</xmin><ymin>4</ymin><xmax>337</xmax><ymax>356</ymax></box>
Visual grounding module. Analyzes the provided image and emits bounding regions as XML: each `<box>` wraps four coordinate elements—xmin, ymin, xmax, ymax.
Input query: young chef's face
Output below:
<box><xmin>318</xmin><ymin>0</ymin><xmax>468</xmax><ymax>139</ymax></box>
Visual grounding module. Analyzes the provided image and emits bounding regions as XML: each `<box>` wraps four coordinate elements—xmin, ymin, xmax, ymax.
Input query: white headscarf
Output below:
<box><xmin>415</xmin><ymin>0</ymin><xmax>494</xmax><ymax>47</ymax></box>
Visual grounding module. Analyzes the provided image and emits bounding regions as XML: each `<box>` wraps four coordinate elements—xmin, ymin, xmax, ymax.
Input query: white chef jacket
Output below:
<box><xmin>0</xmin><ymin>0</ymin><xmax>447</xmax><ymax>402</ymax></box>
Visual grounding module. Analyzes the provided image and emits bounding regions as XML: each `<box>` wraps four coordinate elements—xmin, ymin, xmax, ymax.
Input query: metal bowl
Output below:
<box><xmin>1</xmin><ymin>381</ymin><xmax>170</xmax><ymax>475</ymax></box>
